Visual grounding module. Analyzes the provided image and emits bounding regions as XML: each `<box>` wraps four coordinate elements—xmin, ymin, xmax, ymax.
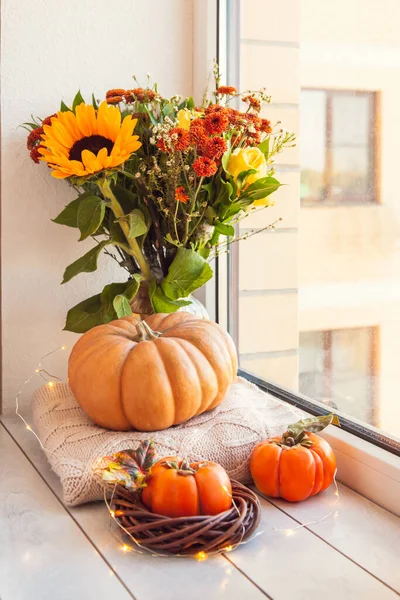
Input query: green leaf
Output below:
<box><xmin>62</xmin><ymin>241</ymin><xmax>109</xmax><ymax>284</ymax></box>
<box><xmin>116</xmin><ymin>209</ymin><xmax>148</xmax><ymax>239</ymax></box>
<box><xmin>236</xmin><ymin>168</ymin><xmax>257</xmax><ymax>191</ymax></box>
<box><xmin>112</xmin><ymin>185</ymin><xmax>138</xmax><ymax>212</ymax></box>
<box><xmin>60</xmin><ymin>100</ymin><xmax>71</xmax><ymax>113</ymax></box>
<box><xmin>161</xmin><ymin>248</ymin><xmax>213</xmax><ymax>300</ymax></box>
<box><xmin>77</xmin><ymin>195</ymin><xmax>106</xmax><ymax>241</ymax></box>
<box><xmin>72</xmin><ymin>90</ymin><xmax>85</xmax><ymax>111</ymax></box>
<box><xmin>113</xmin><ymin>295</ymin><xmax>132</xmax><ymax>318</ymax></box>
<box><xmin>100</xmin><ymin>282</ymin><xmax>127</xmax><ymax>321</ymax></box>
<box><xmin>187</xmin><ymin>97</ymin><xmax>195</xmax><ymax>110</ymax></box>
<box><xmin>52</xmin><ymin>198</ymin><xmax>81</xmax><ymax>228</ymax></box>
<box><xmin>240</xmin><ymin>176</ymin><xmax>282</xmax><ymax>201</ymax></box>
<box><xmin>215</xmin><ymin>179</ymin><xmax>234</xmax><ymax>206</ymax></box>
<box><xmin>112</xmin><ymin>275</ymin><xmax>142</xmax><ymax>318</ymax></box>
<box><xmin>258</xmin><ymin>138</ymin><xmax>270</xmax><ymax>160</ymax></box>
<box><xmin>221</xmin><ymin>149</ymin><xmax>232</xmax><ymax>173</ymax></box>
<box><xmin>92</xmin><ymin>93</ymin><xmax>99</xmax><ymax>110</ymax></box>
<box><xmin>162</xmin><ymin>103</ymin><xmax>175</xmax><ymax>119</ymax></box>
<box><xmin>214</xmin><ymin>220</ymin><xmax>235</xmax><ymax>237</ymax></box>
<box><xmin>149</xmin><ymin>281</ymin><xmax>192</xmax><ymax>313</ymax></box>
<box><xmin>64</xmin><ymin>293</ymin><xmax>105</xmax><ymax>333</ymax></box>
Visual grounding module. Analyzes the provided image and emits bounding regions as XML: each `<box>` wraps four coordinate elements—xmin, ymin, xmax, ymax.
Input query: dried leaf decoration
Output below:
<box><xmin>97</xmin><ymin>439</ymin><xmax>157</xmax><ymax>489</ymax></box>
<box><xmin>281</xmin><ymin>414</ymin><xmax>340</xmax><ymax>447</ymax></box>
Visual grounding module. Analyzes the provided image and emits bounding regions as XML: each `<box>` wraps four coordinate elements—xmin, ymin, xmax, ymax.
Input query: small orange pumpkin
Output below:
<box><xmin>250</xmin><ymin>415</ymin><xmax>337</xmax><ymax>502</ymax></box>
<box><xmin>68</xmin><ymin>312</ymin><xmax>237</xmax><ymax>432</ymax></box>
<box><xmin>142</xmin><ymin>457</ymin><xmax>232</xmax><ymax>517</ymax></box>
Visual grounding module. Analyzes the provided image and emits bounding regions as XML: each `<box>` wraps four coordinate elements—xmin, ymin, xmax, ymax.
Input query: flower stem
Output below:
<box><xmin>98</xmin><ymin>179</ymin><xmax>153</xmax><ymax>281</ymax></box>
<box><xmin>183</xmin><ymin>176</ymin><xmax>204</xmax><ymax>245</ymax></box>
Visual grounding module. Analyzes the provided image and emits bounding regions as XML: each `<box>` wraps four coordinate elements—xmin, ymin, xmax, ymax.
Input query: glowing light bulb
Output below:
<box><xmin>224</xmin><ymin>545</ymin><xmax>233</xmax><ymax>552</ymax></box>
<box><xmin>35</xmin><ymin>369</ymin><xmax>40</xmax><ymax>373</ymax></box>
<box><xmin>121</xmin><ymin>544</ymin><xmax>130</xmax><ymax>553</ymax></box>
<box><xmin>110</xmin><ymin>510</ymin><xmax>115</xmax><ymax>518</ymax></box>
<box><xmin>61</xmin><ymin>346</ymin><xmax>66</xmax><ymax>350</ymax></box>
<box><xmin>195</xmin><ymin>551</ymin><xmax>208</xmax><ymax>562</ymax></box>
<box><xmin>26</xmin><ymin>425</ymin><xmax>32</xmax><ymax>431</ymax></box>
<box><xmin>47</xmin><ymin>381</ymin><xmax>54</xmax><ymax>388</ymax></box>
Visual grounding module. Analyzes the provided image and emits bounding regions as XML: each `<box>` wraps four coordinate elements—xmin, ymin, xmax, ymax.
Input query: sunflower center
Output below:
<box><xmin>69</xmin><ymin>135</ymin><xmax>114</xmax><ymax>162</ymax></box>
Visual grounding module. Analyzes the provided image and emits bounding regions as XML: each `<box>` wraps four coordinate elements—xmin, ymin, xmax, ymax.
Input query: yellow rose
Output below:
<box><xmin>226</xmin><ymin>147</ymin><xmax>271</xmax><ymax>207</ymax></box>
<box><xmin>176</xmin><ymin>109</ymin><xmax>191</xmax><ymax>130</ymax></box>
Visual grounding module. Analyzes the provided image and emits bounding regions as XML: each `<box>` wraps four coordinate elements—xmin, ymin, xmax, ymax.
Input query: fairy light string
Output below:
<box><xmin>16</xmin><ymin>345</ymin><xmax>342</xmax><ymax>559</ymax></box>
<box><xmin>15</xmin><ymin>345</ymin><xmax>66</xmax><ymax>455</ymax></box>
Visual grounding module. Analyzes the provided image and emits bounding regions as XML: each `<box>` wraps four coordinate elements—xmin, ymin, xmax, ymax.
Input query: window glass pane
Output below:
<box><xmin>331</xmin><ymin>146</ymin><xmax>370</xmax><ymax>199</ymax></box>
<box><xmin>300</xmin><ymin>90</ymin><xmax>326</xmax><ymax>201</ymax></box>
<box><xmin>331</xmin><ymin>94</ymin><xmax>370</xmax><ymax>147</ymax></box>
<box><xmin>226</xmin><ymin>0</ymin><xmax>400</xmax><ymax>446</ymax></box>
<box><xmin>300</xmin><ymin>328</ymin><xmax>376</xmax><ymax>424</ymax></box>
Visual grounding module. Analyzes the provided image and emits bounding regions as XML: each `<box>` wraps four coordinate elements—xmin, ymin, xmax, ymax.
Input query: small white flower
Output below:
<box><xmin>184</xmin><ymin>165</ymin><xmax>190</xmax><ymax>171</ymax></box>
<box><xmin>150</xmin><ymin>137</ymin><xmax>156</xmax><ymax>144</ymax></box>
<box><xmin>135</xmin><ymin>173</ymin><xmax>141</xmax><ymax>178</ymax></box>
<box><xmin>166</xmin><ymin>160</ymin><xmax>172</xmax><ymax>167</ymax></box>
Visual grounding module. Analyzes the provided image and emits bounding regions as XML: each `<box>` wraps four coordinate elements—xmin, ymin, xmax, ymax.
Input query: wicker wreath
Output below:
<box><xmin>110</xmin><ymin>480</ymin><xmax>261</xmax><ymax>556</ymax></box>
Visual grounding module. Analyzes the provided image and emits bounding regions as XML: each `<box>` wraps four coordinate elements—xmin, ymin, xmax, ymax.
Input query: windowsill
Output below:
<box><xmin>1</xmin><ymin>412</ymin><xmax>400</xmax><ymax>599</ymax></box>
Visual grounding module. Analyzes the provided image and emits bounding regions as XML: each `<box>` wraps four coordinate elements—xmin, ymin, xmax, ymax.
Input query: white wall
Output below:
<box><xmin>1</xmin><ymin>0</ymin><xmax>194</xmax><ymax>408</ymax></box>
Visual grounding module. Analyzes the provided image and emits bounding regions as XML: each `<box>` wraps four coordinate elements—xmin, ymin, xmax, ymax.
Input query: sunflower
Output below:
<box><xmin>38</xmin><ymin>101</ymin><xmax>141</xmax><ymax>179</ymax></box>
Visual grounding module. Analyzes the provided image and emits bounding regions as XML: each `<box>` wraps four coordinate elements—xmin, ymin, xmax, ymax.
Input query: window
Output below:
<box><xmin>299</xmin><ymin>327</ymin><xmax>379</xmax><ymax>427</ymax></box>
<box><xmin>217</xmin><ymin>0</ymin><xmax>400</xmax><ymax>455</ymax></box>
<box><xmin>301</xmin><ymin>90</ymin><xmax>378</xmax><ymax>205</ymax></box>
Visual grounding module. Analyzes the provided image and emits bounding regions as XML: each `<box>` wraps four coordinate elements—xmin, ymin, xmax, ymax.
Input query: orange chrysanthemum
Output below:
<box><xmin>38</xmin><ymin>101</ymin><xmax>141</xmax><ymax>179</ymax></box>
<box><xmin>192</xmin><ymin>156</ymin><xmax>217</xmax><ymax>178</ymax></box>
<box><xmin>125</xmin><ymin>88</ymin><xmax>157</xmax><ymax>103</ymax></box>
<box><xmin>205</xmin><ymin>104</ymin><xmax>229</xmax><ymax>115</ymax></box>
<box><xmin>203</xmin><ymin>136</ymin><xmax>227</xmax><ymax>160</ymax></box>
<box><xmin>170</xmin><ymin>127</ymin><xmax>191</xmax><ymax>151</ymax></box>
<box><xmin>106</xmin><ymin>95</ymin><xmax>123</xmax><ymax>105</ymax></box>
<box><xmin>106</xmin><ymin>89</ymin><xmax>126</xmax><ymax>98</ymax></box>
<box><xmin>190</xmin><ymin>119</ymin><xmax>207</xmax><ymax>144</ymax></box>
<box><xmin>260</xmin><ymin>118</ymin><xmax>272</xmax><ymax>133</ymax></box>
<box><xmin>242</xmin><ymin>95</ymin><xmax>261</xmax><ymax>112</ymax></box>
<box><xmin>27</xmin><ymin>127</ymin><xmax>44</xmax><ymax>150</ymax></box>
<box><xmin>106</xmin><ymin>89</ymin><xmax>126</xmax><ymax>104</ymax></box>
<box><xmin>175</xmin><ymin>186</ymin><xmax>189</xmax><ymax>203</ymax></box>
<box><xmin>156</xmin><ymin>138</ymin><xmax>170</xmax><ymax>153</ymax></box>
<box><xmin>204</xmin><ymin>111</ymin><xmax>229</xmax><ymax>135</ymax></box>
<box><xmin>217</xmin><ymin>86</ymin><xmax>237</xmax><ymax>95</ymax></box>
<box><xmin>244</xmin><ymin>132</ymin><xmax>261</xmax><ymax>146</ymax></box>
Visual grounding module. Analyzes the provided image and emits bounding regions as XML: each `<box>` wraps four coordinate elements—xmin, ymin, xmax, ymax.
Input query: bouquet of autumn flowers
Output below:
<box><xmin>25</xmin><ymin>66</ymin><xmax>295</xmax><ymax>332</ymax></box>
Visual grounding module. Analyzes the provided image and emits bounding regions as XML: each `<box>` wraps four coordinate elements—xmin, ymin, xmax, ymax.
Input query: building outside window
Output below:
<box><xmin>300</xmin><ymin>89</ymin><xmax>378</xmax><ymax>205</ymax></box>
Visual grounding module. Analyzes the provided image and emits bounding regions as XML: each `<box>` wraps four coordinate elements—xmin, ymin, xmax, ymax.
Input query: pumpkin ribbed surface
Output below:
<box><xmin>68</xmin><ymin>313</ymin><xmax>238</xmax><ymax>432</ymax></box>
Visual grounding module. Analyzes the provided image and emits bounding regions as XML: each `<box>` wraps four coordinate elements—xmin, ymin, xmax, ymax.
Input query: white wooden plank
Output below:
<box><xmin>266</xmin><ymin>483</ymin><xmax>400</xmax><ymax>593</ymax></box>
<box><xmin>225</xmin><ymin>494</ymin><xmax>399</xmax><ymax>600</ymax></box>
<box><xmin>1</xmin><ymin>415</ymin><xmax>267</xmax><ymax>600</ymax></box>
<box><xmin>0</xmin><ymin>424</ymin><xmax>132</xmax><ymax>600</ymax></box>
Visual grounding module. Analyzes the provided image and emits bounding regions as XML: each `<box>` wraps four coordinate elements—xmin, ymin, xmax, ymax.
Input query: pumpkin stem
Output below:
<box><xmin>161</xmin><ymin>458</ymin><xmax>197</xmax><ymax>476</ymax></box>
<box><xmin>136</xmin><ymin>320</ymin><xmax>162</xmax><ymax>342</ymax></box>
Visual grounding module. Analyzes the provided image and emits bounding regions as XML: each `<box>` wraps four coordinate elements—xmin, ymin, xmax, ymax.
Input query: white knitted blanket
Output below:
<box><xmin>32</xmin><ymin>377</ymin><xmax>303</xmax><ymax>506</ymax></box>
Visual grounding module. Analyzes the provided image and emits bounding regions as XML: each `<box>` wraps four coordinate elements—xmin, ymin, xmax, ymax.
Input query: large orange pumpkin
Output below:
<box><xmin>250</xmin><ymin>415</ymin><xmax>337</xmax><ymax>502</ymax></box>
<box><xmin>142</xmin><ymin>457</ymin><xmax>232</xmax><ymax>517</ymax></box>
<box><xmin>68</xmin><ymin>312</ymin><xmax>237</xmax><ymax>432</ymax></box>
